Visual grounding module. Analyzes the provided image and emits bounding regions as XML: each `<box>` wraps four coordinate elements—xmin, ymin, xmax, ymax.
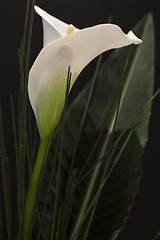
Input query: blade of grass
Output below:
<box><xmin>59</xmin><ymin>55</ymin><xmax>103</xmax><ymax>236</ymax></box>
<box><xmin>70</xmin><ymin>130</ymin><xmax>133</xmax><ymax>240</ymax></box>
<box><xmin>17</xmin><ymin>1</ymin><xmax>36</xmax><ymax>238</ymax></box>
<box><xmin>31</xmin><ymin>125</ymin><xmax>38</xmax><ymax>168</ymax></box>
<box><xmin>131</xmin><ymin>88</ymin><xmax>160</xmax><ymax>128</ymax></box>
<box><xmin>81</xmin><ymin>130</ymin><xmax>128</xmax><ymax>240</ymax></box>
<box><xmin>76</xmin><ymin>47</ymin><xmax>131</xmax><ymax>182</ymax></box>
<box><xmin>77</xmin><ymin>83</ymin><xmax>159</xmax><ymax>187</ymax></box>
<box><xmin>153</xmin><ymin>232</ymin><xmax>160</xmax><ymax>240</ymax></box>
<box><xmin>0</xmin><ymin>102</ymin><xmax>12</xmax><ymax>240</ymax></box>
<box><xmin>26</xmin><ymin>129</ymin><xmax>32</xmax><ymax>178</ymax></box>
<box><xmin>22</xmin><ymin>0</ymin><xmax>36</xmax><ymax>180</ymax></box>
<box><xmin>77</xmin><ymin>129</ymin><xmax>127</xmax><ymax>186</ymax></box>
<box><xmin>10</xmin><ymin>95</ymin><xmax>18</xmax><ymax>175</ymax></box>
<box><xmin>71</xmin><ymin>47</ymin><xmax>132</xmax><ymax>240</ymax></box>
<box><xmin>70</xmin><ymin>55</ymin><xmax>103</xmax><ymax>182</ymax></box>
<box><xmin>0</xmin><ymin>205</ymin><xmax>2</xmax><ymax>240</ymax></box>
<box><xmin>55</xmin><ymin>204</ymin><xmax>62</xmax><ymax>240</ymax></box>
<box><xmin>81</xmin><ymin>90</ymin><xmax>160</xmax><ymax>240</ymax></box>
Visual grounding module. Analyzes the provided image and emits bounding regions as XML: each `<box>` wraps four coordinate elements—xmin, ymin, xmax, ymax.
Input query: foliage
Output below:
<box><xmin>37</xmin><ymin>13</ymin><xmax>155</xmax><ymax>240</ymax></box>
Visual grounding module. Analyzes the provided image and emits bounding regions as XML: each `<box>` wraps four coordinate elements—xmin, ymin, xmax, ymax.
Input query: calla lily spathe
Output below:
<box><xmin>28</xmin><ymin>6</ymin><xmax>142</xmax><ymax>139</ymax></box>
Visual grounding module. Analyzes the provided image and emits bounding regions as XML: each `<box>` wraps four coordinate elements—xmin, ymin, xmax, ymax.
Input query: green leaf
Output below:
<box><xmin>0</xmin><ymin>103</ymin><xmax>12</xmax><ymax>240</ymax></box>
<box><xmin>39</xmin><ymin>13</ymin><xmax>154</xmax><ymax>240</ymax></box>
<box><xmin>85</xmin><ymin>13</ymin><xmax>154</xmax><ymax>240</ymax></box>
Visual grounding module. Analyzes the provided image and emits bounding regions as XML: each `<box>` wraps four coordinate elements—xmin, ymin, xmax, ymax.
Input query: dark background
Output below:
<box><xmin>0</xmin><ymin>0</ymin><xmax>160</xmax><ymax>239</ymax></box>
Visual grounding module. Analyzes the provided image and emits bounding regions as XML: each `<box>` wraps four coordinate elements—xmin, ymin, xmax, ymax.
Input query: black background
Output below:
<box><xmin>0</xmin><ymin>0</ymin><xmax>160</xmax><ymax>239</ymax></box>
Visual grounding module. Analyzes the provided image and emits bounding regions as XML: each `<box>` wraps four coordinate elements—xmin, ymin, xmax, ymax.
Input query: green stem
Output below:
<box><xmin>24</xmin><ymin>136</ymin><xmax>51</xmax><ymax>240</ymax></box>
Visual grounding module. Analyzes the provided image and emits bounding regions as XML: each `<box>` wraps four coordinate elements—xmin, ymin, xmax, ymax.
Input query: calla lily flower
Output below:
<box><xmin>28</xmin><ymin>6</ymin><xmax>142</xmax><ymax>139</ymax></box>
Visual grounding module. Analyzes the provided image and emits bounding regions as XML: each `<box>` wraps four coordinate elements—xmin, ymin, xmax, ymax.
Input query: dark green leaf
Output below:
<box><xmin>86</xmin><ymin>13</ymin><xmax>154</xmax><ymax>240</ymax></box>
<box><xmin>40</xmin><ymin>13</ymin><xmax>154</xmax><ymax>240</ymax></box>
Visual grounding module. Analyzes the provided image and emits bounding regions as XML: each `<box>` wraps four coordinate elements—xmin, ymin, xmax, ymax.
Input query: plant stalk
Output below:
<box><xmin>24</xmin><ymin>136</ymin><xmax>51</xmax><ymax>240</ymax></box>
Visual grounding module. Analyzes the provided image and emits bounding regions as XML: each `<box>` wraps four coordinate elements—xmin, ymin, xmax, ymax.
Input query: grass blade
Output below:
<box><xmin>17</xmin><ymin>1</ymin><xmax>36</xmax><ymax>238</ymax></box>
<box><xmin>0</xmin><ymin>103</ymin><xmax>12</xmax><ymax>240</ymax></box>
<box><xmin>0</xmin><ymin>205</ymin><xmax>2</xmax><ymax>240</ymax></box>
<box><xmin>60</xmin><ymin>55</ymin><xmax>103</xmax><ymax>236</ymax></box>
<box><xmin>71</xmin><ymin>130</ymin><xmax>133</xmax><ymax>240</ymax></box>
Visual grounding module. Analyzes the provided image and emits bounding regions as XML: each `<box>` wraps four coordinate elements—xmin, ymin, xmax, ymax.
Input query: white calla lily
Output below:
<box><xmin>28</xmin><ymin>5</ymin><xmax>142</xmax><ymax>139</ymax></box>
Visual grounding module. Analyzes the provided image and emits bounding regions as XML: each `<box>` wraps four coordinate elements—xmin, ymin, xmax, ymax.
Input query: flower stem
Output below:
<box><xmin>24</xmin><ymin>136</ymin><xmax>51</xmax><ymax>240</ymax></box>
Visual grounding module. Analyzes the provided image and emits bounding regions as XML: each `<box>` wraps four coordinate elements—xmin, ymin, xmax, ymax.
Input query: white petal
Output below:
<box><xmin>42</xmin><ymin>19</ymin><xmax>61</xmax><ymax>46</ymax></box>
<box><xmin>32</xmin><ymin>24</ymin><xmax>142</xmax><ymax>78</ymax></box>
<box><xmin>29</xmin><ymin>23</ymin><xmax>142</xmax><ymax>137</ymax></box>
<box><xmin>66</xmin><ymin>24</ymin><xmax>142</xmax><ymax>72</ymax></box>
<box><xmin>34</xmin><ymin>6</ymin><xmax>68</xmax><ymax>37</ymax></box>
<box><xmin>29</xmin><ymin>45</ymin><xmax>73</xmax><ymax>115</ymax></box>
<box><xmin>29</xmin><ymin>23</ymin><xmax>142</xmax><ymax>108</ymax></box>
<box><xmin>35</xmin><ymin>6</ymin><xmax>79</xmax><ymax>46</ymax></box>
<box><xmin>28</xmin><ymin>45</ymin><xmax>74</xmax><ymax>137</ymax></box>
<box><xmin>127</xmin><ymin>31</ymin><xmax>142</xmax><ymax>44</ymax></box>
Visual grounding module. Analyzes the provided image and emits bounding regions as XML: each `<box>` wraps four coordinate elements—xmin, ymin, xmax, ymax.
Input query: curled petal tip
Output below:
<box><xmin>127</xmin><ymin>31</ymin><xmax>142</xmax><ymax>44</ymax></box>
<box><xmin>34</xmin><ymin>5</ymin><xmax>38</xmax><ymax>11</ymax></box>
<box><xmin>34</xmin><ymin>5</ymin><xmax>43</xmax><ymax>15</ymax></box>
